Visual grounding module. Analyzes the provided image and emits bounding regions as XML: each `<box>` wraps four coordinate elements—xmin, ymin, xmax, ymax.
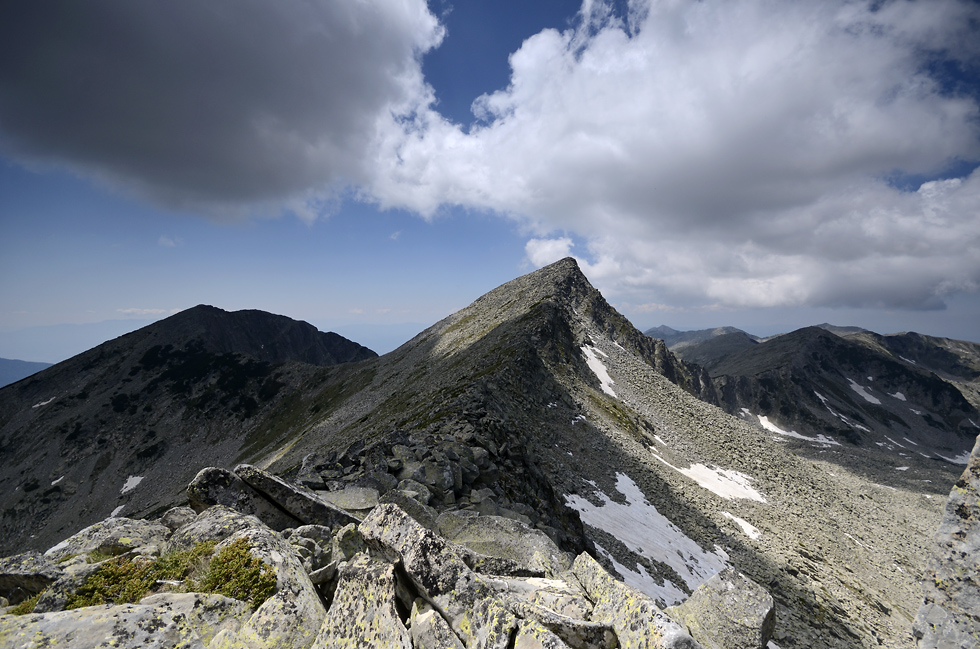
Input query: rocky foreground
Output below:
<box><xmin>0</xmin><ymin>463</ymin><xmax>778</xmax><ymax>649</ymax></box>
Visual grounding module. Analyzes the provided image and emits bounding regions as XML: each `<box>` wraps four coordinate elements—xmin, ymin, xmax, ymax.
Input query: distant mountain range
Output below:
<box><xmin>0</xmin><ymin>358</ymin><xmax>52</xmax><ymax>389</ymax></box>
<box><xmin>2</xmin><ymin>262</ymin><xmax>976</xmax><ymax>648</ymax></box>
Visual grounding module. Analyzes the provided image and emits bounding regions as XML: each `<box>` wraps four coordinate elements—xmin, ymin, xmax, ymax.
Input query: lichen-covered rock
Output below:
<box><xmin>572</xmin><ymin>553</ymin><xmax>702</xmax><ymax>649</ymax></box>
<box><xmin>508</xmin><ymin>600</ymin><xmax>617</xmax><ymax>649</ymax></box>
<box><xmin>438</xmin><ymin>511</ymin><xmax>570</xmax><ymax>577</ymax></box>
<box><xmin>0</xmin><ymin>551</ymin><xmax>64</xmax><ymax>604</ymax></box>
<box><xmin>484</xmin><ymin>576</ymin><xmax>593</xmax><ymax>621</ymax></box>
<box><xmin>32</xmin><ymin>561</ymin><xmax>102</xmax><ymax>613</ymax></box>
<box><xmin>359</xmin><ymin>503</ymin><xmax>518</xmax><ymax>649</ymax></box>
<box><xmin>318</xmin><ymin>486</ymin><xmax>379</xmax><ymax>514</ymax></box>
<box><xmin>159</xmin><ymin>506</ymin><xmax>198</xmax><ymax>532</ymax></box>
<box><xmin>515</xmin><ymin>617</ymin><xmax>574</xmax><ymax>649</ymax></box>
<box><xmin>311</xmin><ymin>553</ymin><xmax>412</xmax><ymax>649</ymax></box>
<box><xmin>0</xmin><ymin>592</ymin><xmax>248</xmax><ymax>649</ymax></box>
<box><xmin>186</xmin><ymin>467</ymin><xmax>300</xmax><ymax>531</ymax></box>
<box><xmin>411</xmin><ymin>598</ymin><xmax>465</xmax><ymax>649</ymax></box>
<box><xmin>209</xmin><ymin>525</ymin><xmax>326</xmax><ymax>649</ymax></box>
<box><xmin>665</xmin><ymin>567</ymin><xmax>774</xmax><ymax>649</ymax></box>
<box><xmin>914</xmin><ymin>433</ymin><xmax>980</xmax><ymax>649</ymax></box>
<box><xmin>44</xmin><ymin>517</ymin><xmax>170</xmax><ymax>563</ymax></box>
<box><xmin>380</xmin><ymin>488</ymin><xmax>440</xmax><ymax>531</ymax></box>
<box><xmin>234</xmin><ymin>464</ymin><xmax>359</xmax><ymax>528</ymax></box>
<box><xmin>331</xmin><ymin>523</ymin><xmax>366</xmax><ymax>561</ymax></box>
<box><xmin>166</xmin><ymin>505</ymin><xmax>265</xmax><ymax>553</ymax></box>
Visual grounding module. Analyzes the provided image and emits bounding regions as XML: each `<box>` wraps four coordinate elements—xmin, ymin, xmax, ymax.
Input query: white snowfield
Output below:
<box><xmin>889</xmin><ymin>392</ymin><xmax>907</xmax><ymax>401</ymax></box>
<box><xmin>120</xmin><ymin>475</ymin><xmax>144</xmax><ymax>494</ymax></box>
<box><xmin>936</xmin><ymin>450</ymin><xmax>971</xmax><ymax>465</ymax></box>
<box><xmin>565</xmin><ymin>473</ymin><xmax>728</xmax><ymax>606</ymax></box>
<box><xmin>649</xmin><ymin>447</ymin><xmax>767</xmax><ymax>503</ymax></box>
<box><xmin>814</xmin><ymin>391</ymin><xmax>870</xmax><ymax>433</ymax></box>
<box><xmin>848</xmin><ymin>378</ymin><xmax>881</xmax><ymax>405</ymax></box>
<box><xmin>581</xmin><ymin>345</ymin><xmax>616</xmax><ymax>397</ymax></box>
<box><xmin>757</xmin><ymin>414</ymin><xmax>841</xmax><ymax>447</ymax></box>
<box><xmin>721</xmin><ymin>511</ymin><xmax>761</xmax><ymax>539</ymax></box>
<box><xmin>31</xmin><ymin>397</ymin><xmax>56</xmax><ymax>409</ymax></box>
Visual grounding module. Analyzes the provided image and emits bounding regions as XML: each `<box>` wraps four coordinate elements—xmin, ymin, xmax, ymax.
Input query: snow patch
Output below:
<box><xmin>110</xmin><ymin>506</ymin><xmax>125</xmax><ymax>518</ymax></box>
<box><xmin>594</xmin><ymin>543</ymin><xmax>688</xmax><ymax>606</ymax></box>
<box><xmin>51</xmin><ymin>476</ymin><xmax>64</xmax><ymax>486</ymax></box>
<box><xmin>581</xmin><ymin>346</ymin><xmax>616</xmax><ymax>397</ymax></box>
<box><xmin>896</xmin><ymin>467</ymin><xmax>909</xmax><ymax>471</ymax></box>
<box><xmin>936</xmin><ymin>450</ymin><xmax>971</xmax><ymax>465</ymax></box>
<box><xmin>757</xmin><ymin>415</ymin><xmax>840</xmax><ymax>447</ymax></box>
<box><xmin>721</xmin><ymin>512</ymin><xmax>761</xmax><ymax>539</ymax></box>
<box><xmin>899</xmin><ymin>356</ymin><xmax>917</xmax><ymax>365</ymax></box>
<box><xmin>32</xmin><ymin>397</ymin><xmax>56</xmax><ymax>408</ymax></box>
<box><xmin>649</xmin><ymin>448</ymin><xmax>766</xmax><ymax>502</ymax></box>
<box><xmin>884</xmin><ymin>436</ymin><xmax>907</xmax><ymax>449</ymax></box>
<box><xmin>848</xmin><ymin>379</ymin><xmax>881</xmax><ymax>405</ymax></box>
<box><xmin>120</xmin><ymin>476</ymin><xmax>144</xmax><ymax>494</ymax></box>
<box><xmin>565</xmin><ymin>473</ymin><xmax>728</xmax><ymax>605</ymax></box>
<box><xmin>903</xmin><ymin>438</ymin><xmax>918</xmax><ymax>446</ymax></box>
<box><xmin>813</xmin><ymin>392</ymin><xmax>870</xmax><ymax>432</ymax></box>
<box><xmin>890</xmin><ymin>392</ymin><xmax>906</xmax><ymax>401</ymax></box>
<box><xmin>911</xmin><ymin>408</ymin><xmax>923</xmax><ymax>415</ymax></box>
<box><xmin>653</xmin><ymin>435</ymin><xmax>667</xmax><ymax>446</ymax></box>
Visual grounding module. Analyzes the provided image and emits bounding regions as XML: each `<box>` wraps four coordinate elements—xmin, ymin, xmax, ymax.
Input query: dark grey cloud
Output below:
<box><xmin>0</xmin><ymin>0</ymin><xmax>442</xmax><ymax>216</ymax></box>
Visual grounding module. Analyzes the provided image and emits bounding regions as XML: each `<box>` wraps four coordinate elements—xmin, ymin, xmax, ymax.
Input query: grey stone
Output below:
<box><xmin>438</xmin><ymin>511</ymin><xmax>571</xmax><ymax>577</ymax></box>
<box><xmin>33</xmin><ymin>561</ymin><xmax>102</xmax><ymax>613</ymax></box>
<box><xmin>483</xmin><ymin>576</ymin><xmax>593</xmax><ymax>621</ymax></box>
<box><xmin>166</xmin><ymin>505</ymin><xmax>265</xmax><ymax>553</ymax></box>
<box><xmin>0</xmin><ymin>551</ymin><xmax>64</xmax><ymax>604</ymax></box>
<box><xmin>914</xmin><ymin>433</ymin><xmax>980</xmax><ymax>649</ymax></box>
<box><xmin>509</xmin><ymin>599</ymin><xmax>617</xmax><ymax>649</ymax></box>
<box><xmin>380</xmin><ymin>488</ymin><xmax>440</xmax><ymax>532</ymax></box>
<box><xmin>572</xmin><ymin>552</ymin><xmax>703</xmax><ymax>649</ymax></box>
<box><xmin>234</xmin><ymin>464</ymin><xmax>359</xmax><ymax>528</ymax></box>
<box><xmin>186</xmin><ymin>467</ymin><xmax>300</xmax><ymax>531</ymax></box>
<box><xmin>0</xmin><ymin>592</ymin><xmax>249</xmax><ymax>649</ymax></box>
<box><xmin>331</xmin><ymin>523</ymin><xmax>366</xmax><ymax>561</ymax></box>
<box><xmin>514</xmin><ymin>618</ymin><xmax>574</xmax><ymax>649</ymax></box>
<box><xmin>311</xmin><ymin>553</ymin><xmax>412</xmax><ymax>649</ymax></box>
<box><xmin>159</xmin><ymin>506</ymin><xmax>198</xmax><ymax>532</ymax></box>
<box><xmin>318</xmin><ymin>486</ymin><xmax>379</xmax><ymax>512</ymax></box>
<box><xmin>666</xmin><ymin>567</ymin><xmax>775</xmax><ymax>649</ymax></box>
<box><xmin>44</xmin><ymin>517</ymin><xmax>170</xmax><ymax>563</ymax></box>
<box><xmin>411</xmin><ymin>598</ymin><xmax>466</xmax><ymax>649</ymax></box>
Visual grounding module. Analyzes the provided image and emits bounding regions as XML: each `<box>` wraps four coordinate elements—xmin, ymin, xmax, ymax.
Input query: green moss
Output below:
<box><xmin>9</xmin><ymin>591</ymin><xmax>43</xmax><ymax>615</ymax></box>
<box><xmin>191</xmin><ymin>537</ymin><xmax>277</xmax><ymax>609</ymax></box>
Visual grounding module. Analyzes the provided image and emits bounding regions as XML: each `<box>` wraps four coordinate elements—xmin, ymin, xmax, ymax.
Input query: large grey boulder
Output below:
<box><xmin>508</xmin><ymin>599</ymin><xmax>617</xmax><ymax>649</ymax></box>
<box><xmin>159</xmin><ymin>506</ymin><xmax>198</xmax><ymax>532</ymax></box>
<box><xmin>32</xmin><ymin>561</ymin><xmax>102</xmax><ymax>613</ymax></box>
<box><xmin>411</xmin><ymin>598</ymin><xmax>466</xmax><ymax>649</ymax></box>
<box><xmin>186</xmin><ymin>467</ymin><xmax>300</xmax><ymax>531</ymax></box>
<box><xmin>209</xmin><ymin>525</ymin><xmax>326</xmax><ymax>649</ymax></box>
<box><xmin>234</xmin><ymin>464</ymin><xmax>359</xmax><ymax>528</ymax></box>
<box><xmin>44</xmin><ymin>517</ymin><xmax>170</xmax><ymax>562</ymax></box>
<box><xmin>666</xmin><ymin>567</ymin><xmax>775</xmax><ymax>649</ymax></box>
<box><xmin>914</xmin><ymin>433</ymin><xmax>980</xmax><ymax>649</ymax></box>
<box><xmin>166</xmin><ymin>505</ymin><xmax>265</xmax><ymax>553</ymax></box>
<box><xmin>0</xmin><ymin>592</ymin><xmax>249</xmax><ymax>649</ymax></box>
<box><xmin>0</xmin><ymin>551</ymin><xmax>64</xmax><ymax>604</ymax></box>
<box><xmin>572</xmin><ymin>552</ymin><xmax>702</xmax><ymax>649</ymax></box>
<box><xmin>360</xmin><ymin>502</ymin><xmax>518</xmax><ymax>649</ymax></box>
<box><xmin>311</xmin><ymin>553</ymin><xmax>412</xmax><ymax>649</ymax></box>
<box><xmin>438</xmin><ymin>511</ymin><xmax>571</xmax><ymax>577</ymax></box>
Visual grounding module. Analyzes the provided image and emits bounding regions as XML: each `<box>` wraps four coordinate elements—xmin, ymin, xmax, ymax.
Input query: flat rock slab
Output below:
<box><xmin>187</xmin><ymin>467</ymin><xmax>299</xmax><ymax>531</ymax></box>
<box><xmin>166</xmin><ymin>505</ymin><xmax>265</xmax><ymax>553</ymax></box>
<box><xmin>235</xmin><ymin>464</ymin><xmax>359</xmax><ymax>528</ymax></box>
<box><xmin>0</xmin><ymin>593</ymin><xmax>248</xmax><ymax>649</ymax></box>
<box><xmin>318</xmin><ymin>486</ymin><xmax>379</xmax><ymax>512</ymax></box>
<box><xmin>438</xmin><ymin>512</ymin><xmax>570</xmax><ymax>577</ymax></box>
<box><xmin>0</xmin><ymin>551</ymin><xmax>64</xmax><ymax>604</ymax></box>
<box><xmin>312</xmin><ymin>553</ymin><xmax>412</xmax><ymax>649</ymax></box>
<box><xmin>44</xmin><ymin>517</ymin><xmax>170</xmax><ymax>562</ymax></box>
<box><xmin>666</xmin><ymin>567</ymin><xmax>774</xmax><ymax>649</ymax></box>
<box><xmin>411</xmin><ymin>599</ymin><xmax>465</xmax><ymax>649</ymax></box>
<box><xmin>572</xmin><ymin>553</ymin><xmax>702</xmax><ymax>649</ymax></box>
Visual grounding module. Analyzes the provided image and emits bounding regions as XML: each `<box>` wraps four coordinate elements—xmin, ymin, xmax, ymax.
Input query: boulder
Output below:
<box><xmin>914</xmin><ymin>433</ymin><xmax>980</xmax><ymax>649</ymax></box>
<box><xmin>166</xmin><ymin>505</ymin><xmax>265</xmax><ymax>553</ymax></box>
<box><xmin>159</xmin><ymin>506</ymin><xmax>198</xmax><ymax>532</ymax></box>
<box><xmin>318</xmin><ymin>486</ymin><xmax>379</xmax><ymax>515</ymax></box>
<box><xmin>666</xmin><ymin>568</ymin><xmax>775</xmax><ymax>649</ymax></box>
<box><xmin>410</xmin><ymin>598</ymin><xmax>465</xmax><ymax>649</ymax></box>
<box><xmin>44</xmin><ymin>518</ymin><xmax>170</xmax><ymax>563</ymax></box>
<box><xmin>186</xmin><ymin>467</ymin><xmax>299</xmax><ymax>531</ymax></box>
<box><xmin>359</xmin><ymin>503</ymin><xmax>518</xmax><ymax>648</ymax></box>
<box><xmin>209</xmin><ymin>525</ymin><xmax>326</xmax><ymax>649</ymax></box>
<box><xmin>483</xmin><ymin>576</ymin><xmax>593</xmax><ymax>621</ymax></box>
<box><xmin>514</xmin><ymin>618</ymin><xmax>573</xmax><ymax>649</ymax></box>
<box><xmin>234</xmin><ymin>464</ymin><xmax>359</xmax><ymax>528</ymax></box>
<box><xmin>0</xmin><ymin>551</ymin><xmax>64</xmax><ymax>604</ymax></box>
<box><xmin>33</xmin><ymin>561</ymin><xmax>102</xmax><ymax>613</ymax></box>
<box><xmin>438</xmin><ymin>511</ymin><xmax>571</xmax><ymax>577</ymax></box>
<box><xmin>0</xmin><ymin>592</ymin><xmax>249</xmax><ymax>649</ymax></box>
<box><xmin>380</xmin><ymin>488</ymin><xmax>440</xmax><ymax>531</ymax></box>
<box><xmin>508</xmin><ymin>600</ymin><xmax>617</xmax><ymax>649</ymax></box>
<box><xmin>311</xmin><ymin>553</ymin><xmax>412</xmax><ymax>649</ymax></box>
<box><xmin>572</xmin><ymin>552</ymin><xmax>702</xmax><ymax>649</ymax></box>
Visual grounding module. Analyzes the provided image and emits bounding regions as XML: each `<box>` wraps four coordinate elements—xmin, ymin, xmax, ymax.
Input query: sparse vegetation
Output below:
<box><xmin>9</xmin><ymin>591</ymin><xmax>43</xmax><ymax>615</ymax></box>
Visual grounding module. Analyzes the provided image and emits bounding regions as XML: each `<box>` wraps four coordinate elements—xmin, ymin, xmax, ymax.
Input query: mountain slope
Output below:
<box><xmin>0</xmin><ymin>260</ymin><xmax>962</xmax><ymax>648</ymax></box>
<box><xmin>0</xmin><ymin>305</ymin><xmax>375</xmax><ymax>554</ymax></box>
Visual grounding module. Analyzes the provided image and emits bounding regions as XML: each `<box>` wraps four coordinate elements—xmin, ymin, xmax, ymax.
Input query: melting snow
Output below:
<box><xmin>649</xmin><ymin>448</ymin><xmax>766</xmax><ymax>502</ymax></box>
<box><xmin>911</xmin><ymin>408</ymin><xmax>923</xmax><ymax>415</ymax></box>
<box><xmin>896</xmin><ymin>467</ymin><xmax>909</xmax><ymax>471</ymax></box>
<box><xmin>32</xmin><ymin>397</ymin><xmax>56</xmax><ymax>408</ymax></box>
<box><xmin>903</xmin><ymin>438</ymin><xmax>918</xmax><ymax>446</ymax></box>
<box><xmin>899</xmin><ymin>356</ymin><xmax>917</xmax><ymax>365</ymax></box>
<box><xmin>565</xmin><ymin>473</ymin><xmax>728</xmax><ymax>605</ymax></box>
<box><xmin>594</xmin><ymin>543</ymin><xmax>688</xmax><ymax>606</ymax></box>
<box><xmin>653</xmin><ymin>435</ymin><xmax>667</xmax><ymax>446</ymax></box>
<box><xmin>813</xmin><ymin>392</ymin><xmax>870</xmax><ymax>432</ymax></box>
<box><xmin>757</xmin><ymin>415</ymin><xmax>840</xmax><ymax>447</ymax></box>
<box><xmin>890</xmin><ymin>392</ymin><xmax>907</xmax><ymax>401</ymax></box>
<box><xmin>936</xmin><ymin>450</ymin><xmax>971</xmax><ymax>465</ymax></box>
<box><xmin>120</xmin><ymin>476</ymin><xmax>144</xmax><ymax>494</ymax></box>
<box><xmin>51</xmin><ymin>476</ymin><xmax>64</xmax><ymax>486</ymax></box>
<box><xmin>110</xmin><ymin>506</ymin><xmax>125</xmax><ymax>518</ymax></box>
<box><xmin>721</xmin><ymin>512</ymin><xmax>761</xmax><ymax>539</ymax></box>
<box><xmin>884</xmin><ymin>436</ymin><xmax>907</xmax><ymax>449</ymax></box>
<box><xmin>581</xmin><ymin>346</ymin><xmax>616</xmax><ymax>397</ymax></box>
<box><xmin>848</xmin><ymin>379</ymin><xmax>881</xmax><ymax>405</ymax></box>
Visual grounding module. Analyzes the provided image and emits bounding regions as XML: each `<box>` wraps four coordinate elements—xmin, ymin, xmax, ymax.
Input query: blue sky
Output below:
<box><xmin>1</xmin><ymin>0</ymin><xmax>979</xmax><ymax>363</ymax></box>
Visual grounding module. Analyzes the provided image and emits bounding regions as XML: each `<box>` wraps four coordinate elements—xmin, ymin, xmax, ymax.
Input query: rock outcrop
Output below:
<box><xmin>914</xmin><ymin>433</ymin><xmax>980</xmax><ymax>648</ymax></box>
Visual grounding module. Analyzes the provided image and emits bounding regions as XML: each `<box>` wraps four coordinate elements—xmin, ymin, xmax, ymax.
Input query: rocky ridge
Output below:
<box><xmin>0</xmin><ymin>463</ymin><xmax>776</xmax><ymax>649</ymax></box>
